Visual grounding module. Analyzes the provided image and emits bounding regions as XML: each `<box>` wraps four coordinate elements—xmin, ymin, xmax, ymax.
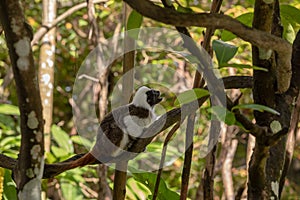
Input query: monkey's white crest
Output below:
<box><xmin>132</xmin><ymin>86</ymin><xmax>152</xmax><ymax>110</ymax></box>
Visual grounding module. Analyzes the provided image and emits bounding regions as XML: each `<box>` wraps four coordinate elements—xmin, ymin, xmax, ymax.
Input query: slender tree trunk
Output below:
<box><xmin>39</xmin><ymin>0</ymin><xmax>56</xmax><ymax>154</ymax></box>
<box><xmin>39</xmin><ymin>0</ymin><xmax>57</xmax><ymax>199</ymax></box>
<box><xmin>113</xmin><ymin>4</ymin><xmax>135</xmax><ymax>200</ymax></box>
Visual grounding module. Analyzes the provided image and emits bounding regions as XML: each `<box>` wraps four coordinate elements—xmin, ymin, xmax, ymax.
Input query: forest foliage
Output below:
<box><xmin>0</xmin><ymin>0</ymin><xmax>300</xmax><ymax>199</ymax></box>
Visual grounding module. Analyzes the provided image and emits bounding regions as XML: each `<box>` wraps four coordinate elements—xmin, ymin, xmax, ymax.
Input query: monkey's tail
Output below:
<box><xmin>43</xmin><ymin>152</ymin><xmax>98</xmax><ymax>178</ymax></box>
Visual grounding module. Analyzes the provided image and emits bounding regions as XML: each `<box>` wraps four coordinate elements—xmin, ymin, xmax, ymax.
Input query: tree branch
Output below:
<box><xmin>31</xmin><ymin>0</ymin><xmax>108</xmax><ymax>45</ymax></box>
<box><xmin>0</xmin><ymin>154</ymin><xmax>15</xmax><ymax>170</ymax></box>
<box><xmin>0</xmin><ymin>75</ymin><xmax>253</xmax><ymax>178</ymax></box>
<box><xmin>279</xmin><ymin>30</ymin><xmax>300</xmax><ymax>197</ymax></box>
<box><xmin>153</xmin><ymin>122</ymin><xmax>180</xmax><ymax>200</ymax></box>
<box><xmin>123</xmin><ymin>0</ymin><xmax>291</xmax><ymax>56</ymax></box>
<box><xmin>123</xmin><ymin>0</ymin><xmax>292</xmax><ymax>92</ymax></box>
<box><xmin>226</xmin><ymin>96</ymin><xmax>267</xmax><ymax>139</ymax></box>
<box><xmin>222</xmin><ymin>131</ymin><xmax>238</xmax><ymax>200</ymax></box>
<box><xmin>222</xmin><ymin>76</ymin><xmax>253</xmax><ymax>89</ymax></box>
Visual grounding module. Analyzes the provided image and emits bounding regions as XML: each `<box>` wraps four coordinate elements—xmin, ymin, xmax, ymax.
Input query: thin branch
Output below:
<box><xmin>279</xmin><ymin>30</ymin><xmax>300</xmax><ymax>197</ymax></box>
<box><xmin>222</xmin><ymin>76</ymin><xmax>252</xmax><ymax>89</ymax></box>
<box><xmin>202</xmin><ymin>0</ymin><xmax>222</xmax><ymax>51</ymax></box>
<box><xmin>113</xmin><ymin>4</ymin><xmax>135</xmax><ymax>200</ymax></box>
<box><xmin>86</xmin><ymin>0</ymin><xmax>113</xmax><ymax>199</ymax></box>
<box><xmin>0</xmin><ymin>154</ymin><xmax>15</xmax><ymax>170</ymax></box>
<box><xmin>226</xmin><ymin>96</ymin><xmax>267</xmax><ymax>138</ymax></box>
<box><xmin>161</xmin><ymin>6</ymin><xmax>199</xmax><ymax>199</ymax></box>
<box><xmin>234</xmin><ymin>111</ymin><xmax>267</xmax><ymax>138</ymax></box>
<box><xmin>180</xmin><ymin>114</ymin><xmax>195</xmax><ymax>200</ymax></box>
<box><xmin>197</xmin><ymin>1</ymin><xmax>223</xmax><ymax>199</ymax></box>
<box><xmin>153</xmin><ymin>122</ymin><xmax>180</xmax><ymax>200</ymax></box>
<box><xmin>31</xmin><ymin>0</ymin><xmax>108</xmax><ymax>45</ymax></box>
<box><xmin>222</xmin><ymin>128</ymin><xmax>239</xmax><ymax>200</ymax></box>
<box><xmin>157</xmin><ymin>1</ymin><xmax>210</xmax><ymax>196</ymax></box>
<box><xmin>157</xmin><ymin>1</ymin><xmax>223</xmax><ymax>198</ymax></box>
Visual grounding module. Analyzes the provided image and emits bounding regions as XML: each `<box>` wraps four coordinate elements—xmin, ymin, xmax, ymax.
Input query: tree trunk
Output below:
<box><xmin>249</xmin><ymin>0</ymin><xmax>298</xmax><ymax>199</ymax></box>
<box><xmin>39</xmin><ymin>0</ymin><xmax>56</xmax><ymax>154</ymax></box>
<box><xmin>0</xmin><ymin>0</ymin><xmax>44</xmax><ymax>198</ymax></box>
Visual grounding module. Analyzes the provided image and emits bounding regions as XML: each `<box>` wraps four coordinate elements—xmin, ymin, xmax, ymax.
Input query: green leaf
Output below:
<box><xmin>283</xmin><ymin>22</ymin><xmax>296</xmax><ymax>44</ymax></box>
<box><xmin>280</xmin><ymin>5</ymin><xmax>300</xmax><ymax>25</ymax></box>
<box><xmin>185</xmin><ymin>54</ymin><xmax>200</xmax><ymax>64</ymax></box>
<box><xmin>212</xmin><ymin>40</ymin><xmax>238</xmax><ymax>65</ymax></box>
<box><xmin>71</xmin><ymin>135</ymin><xmax>93</xmax><ymax>149</ymax></box>
<box><xmin>0</xmin><ymin>114</ymin><xmax>16</xmax><ymax>130</ymax></box>
<box><xmin>232</xmin><ymin>104</ymin><xmax>280</xmax><ymax>115</ymax></box>
<box><xmin>3</xmin><ymin>169</ymin><xmax>17</xmax><ymax>200</ymax></box>
<box><xmin>280</xmin><ymin>5</ymin><xmax>300</xmax><ymax>43</ymax></box>
<box><xmin>0</xmin><ymin>136</ymin><xmax>20</xmax><ymax>147</ymax></box>
<box><xmin>219</xmin><ymin>63</ymin><xmax>268</xmax><ymax>72</ymax></box>
<box><xmin>208</xmin><ymin>106</ymin><xmax>236</xmax><ymax>125</ymax></box>
<box><xmin>60</xmin><ymin>178</ymin><xmax>83</xmax><ymax>200</ymax></box>
<box><xmin>45</xmin><ymin>151</ymin><xmax>56</xmax><ymax>164</ymax></box>
<box><xmin>99</xmin><ymin>10</ymin><xmax>110</xmax><ymax>19</ymax></box>
<box><xmin>127</xmin><ymin>10</ymin><xmax>143</xmax><ymax>30</ymax></box>
<box><xmin>126</xmin><ymin>10</ymin><xmax>143</xmax><ymax>39</ymax></box>
<box><xmin>51</xmin><ymin>125</ymin><xmax>74</xmax><ymax>153</ymax></box>
<box><xmin>281</xmin><ymin>17</ymin><xmax>296</xmax><ymax>44</ymax></box>
<box><xmin>62</xmin><ymin>168</ymin><xmax>86</xmax><ymax>182</ymax></box>
<box><xmin>0</xmin><ymin>104</ymin><xmax>20</xmax><ymax>115</ymax></box>
<box><xmin>131</xmin><ymin>170</ymin><xmax>180</xmax><ymax>200</ymax></box>
<box><xmin>127</xmin><ymin>177</ymin><xmax>151</xmax><ymax>199</ymax></box>
<box><xmin>221</xmin><ymin>12</ymin><xmax>253</xmax><ymax>41</ymax></box>
<box><xmin>174</xmin><ymin>88</ymin><xmax>209</xmax><ymax>106</ymax></box>
<box><xmin>78</xmin><ymin>19</ymin><xmax>88</xmax><ymax>26</ymax></box>
<box><xmin>51</xmin><ymin>146</ymin><xmax>69</xmax><ymax>158</ymax></box>
<box><xmin>177</xmin><ymin>5</ymin><xmax>194</xmax><ymax>13</ymax></box>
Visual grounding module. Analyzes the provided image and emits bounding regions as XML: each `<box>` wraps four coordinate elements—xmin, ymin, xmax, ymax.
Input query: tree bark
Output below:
<box><xmin>0</xmin><ymin>0</ymin><xmax>44</xmax><ymax>198</ymax></box>
<box><xmin>249</xmin><ymin>0</ymin><xmax>277</xmax><ymax>199</ymax></box>
<box><xmin>113</xmin><ymin>4</ymin><xmax>135</xmax><ymax>200</ymax></box>
<box><xmin>39</xmin><ymin>0</ymin><xmax>56</xmax><ymax>154</ymax></box>
<box><xmin>249</xmin><ymin>0</ymin><xmax>299</xmax><ymax>199</ymax></box>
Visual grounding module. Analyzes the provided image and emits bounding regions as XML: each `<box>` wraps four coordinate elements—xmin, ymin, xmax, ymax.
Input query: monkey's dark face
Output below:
<box><xmin>146</xmin><ymin>89</ymin><xmax>163</xmax><ymax>107</ymax></box>
<box><xmin>132</xmin><ymin>86</ymin><xmax>162</xmax><ymax>109</ymax></box>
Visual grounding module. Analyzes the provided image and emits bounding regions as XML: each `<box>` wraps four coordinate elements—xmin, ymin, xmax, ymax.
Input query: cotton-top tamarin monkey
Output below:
<box><xmin>45</xmin><ymin>86</ymin><xmax>162</xmax><ymax>178</ymax></box>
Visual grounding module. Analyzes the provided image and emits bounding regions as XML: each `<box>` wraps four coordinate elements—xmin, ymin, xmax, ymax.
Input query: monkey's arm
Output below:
<box><xmin>43</xmin><ymin>152</ymin><xmax>99</xmax><ymax>178</ymax></box>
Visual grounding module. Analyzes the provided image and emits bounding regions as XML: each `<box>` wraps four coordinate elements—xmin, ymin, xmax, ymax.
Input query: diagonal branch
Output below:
<box><xmin>226</xmin><ymin>96</ymin><xmax>267</xmax><ymax>138</ymax></box>
<box><xmin>153</xmin><ymin>122</ymin><xmax>180</xmax><ymax>200</ymax></box>
<box><xmin>123</xmin><ymin>0</ymin><xmax>292</xmax><ymax>92</ymax></box>
<box><xmin>233</xmin><ymin>111</ymin><xmax>267</xmax><ymax>138</ymax></box>
<box><xmin>0</xmin><ymin>154</ymin><xmax>15</xmax><ymax>170</ymax></box>
<box><xmin>0</xmin><ymin>76</ymin><xmax>253</xmax><ymax>177</ymax></box>
<box><xmin>123</xmin><ymin>0</ymin><xmax>291</xmax><ymax>56</ymax></box>
<box><xmin>32</xmin><ymin>0</ymin><xmax>108</xmax><ymax>45</ymax></box>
